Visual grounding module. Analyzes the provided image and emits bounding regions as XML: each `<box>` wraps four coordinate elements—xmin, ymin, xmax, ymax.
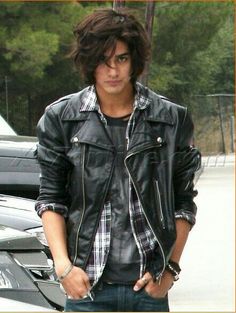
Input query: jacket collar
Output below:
<box><xmin>79</xmin><ymin>82</ymin><xmax>151</xmax><ymax>113</ymax></box>
<box><xmin>61</xmin><ymin>82</ymin><xmax>174</xmax><ymax>126</ymax></box>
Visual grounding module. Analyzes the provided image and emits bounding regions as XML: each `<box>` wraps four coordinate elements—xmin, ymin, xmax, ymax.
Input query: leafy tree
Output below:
<box><xmin>148</xmin><ymin>2</ymin><xmax>234</xmax><ymax>104</ymax></box>
<box><xmin>4</xmin><ymin>26</ymin><xmax>59</xmax><ymax>79</ymax></box>
<box><xmin>0</xmin><ymin>1</ymin><xmax>108</xmax><ymax>134</ymax></box>
<box><xmin>0</xmin><ymin>0</ymin><xmax>234</xmax><ymax>141</ymax></box>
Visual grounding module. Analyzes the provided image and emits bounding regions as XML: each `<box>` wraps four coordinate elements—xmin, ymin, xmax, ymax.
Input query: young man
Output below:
<box><xmin>35</xmin><ymin>8</ymin><xmax>201</xmax><ymax>312</ymax></box>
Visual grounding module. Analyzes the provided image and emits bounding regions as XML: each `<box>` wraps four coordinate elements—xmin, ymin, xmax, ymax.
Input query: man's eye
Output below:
<box><xmin>118</xmin><ymin>56</ymin><xmax>128</xmax><ymax>63</ymax></box>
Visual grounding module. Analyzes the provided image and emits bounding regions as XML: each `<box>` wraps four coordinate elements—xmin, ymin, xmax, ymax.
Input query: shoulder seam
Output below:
<box><xmin>45</xmin><ymin>93</ymin><xmax>77</xmax><ymax>112</ymax></box>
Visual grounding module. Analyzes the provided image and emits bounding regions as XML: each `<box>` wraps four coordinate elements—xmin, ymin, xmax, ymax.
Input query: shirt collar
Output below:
<box><xmin>80</xmin><ymin>82</ymin><xmax>151</xmax><ymax>112</ymax></box>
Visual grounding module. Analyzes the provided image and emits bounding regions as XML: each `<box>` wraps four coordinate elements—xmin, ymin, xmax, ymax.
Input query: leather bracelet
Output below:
<box><xmin>57</xmin><ymin>263</ymin><xmax>73</xmax><ymax>282</ymax></box>
<box><xmin>169</xmin><ymin>260</ymin><xmax>181</xmax><ymax>273</ymax></box>
<box><xmin>165</xmin><ymin>260</ymin><xmax>181</xmax><ymax>281</ymax></box>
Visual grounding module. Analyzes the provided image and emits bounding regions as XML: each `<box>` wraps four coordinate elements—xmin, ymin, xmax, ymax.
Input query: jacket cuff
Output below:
<box><xmin>175</xmin><ymin>209</ymin><xmax>196</xmax><ymax>227</ymax></box>
<box><xmin>35</xmin><ymin>202</ymin><xmax>68</xmax><ymax>218</ymax></box>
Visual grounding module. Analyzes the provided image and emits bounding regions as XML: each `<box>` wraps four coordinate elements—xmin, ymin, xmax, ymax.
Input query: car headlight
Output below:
<box><xmin>26</xmin><ymin>227</ymin><xmax>48</xmax><ymax>247</ymax></box>
<box><xmin>0</xmin><ymin>252</ymin><xmax>36</xmax><ymax>290</ymax></box>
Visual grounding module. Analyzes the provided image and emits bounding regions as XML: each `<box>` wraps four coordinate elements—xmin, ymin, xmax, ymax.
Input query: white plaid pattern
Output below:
<box><xmin>80</xmin><ymin>83</ymin><xmax>151</xmax><ymax>112</ymax></box>
<box><xmin>133</xmin><ymin>200</ymin><xmax>157</xmax><ymax>252</ymax></box>
<box><xmin>86</xmin><ymin>202</ymin><xmax>111</xmax><ymax>285</ymax></box>
<box><xmin>80</xmin><ymin>85</ymin><xmax>99</xmax><ymax>111</ymax></box>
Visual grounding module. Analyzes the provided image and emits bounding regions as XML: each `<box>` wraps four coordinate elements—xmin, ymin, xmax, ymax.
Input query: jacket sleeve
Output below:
<box><xmin>173</xmin><ymin>108</ymin><xmax>201</xmax><ymax>226</ymax></box>
<box><xmin>35</xmin><ymin>105</ymin><xmax>71</xmax><ymax>218</ymax></box>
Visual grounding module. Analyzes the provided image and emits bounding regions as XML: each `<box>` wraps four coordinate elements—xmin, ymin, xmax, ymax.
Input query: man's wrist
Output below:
<box><xmin>54</xmin><ymin>258</ymin><xmax>72</xmax><ymax>276</ymax></box>
<box><xmin>57</xmin><ymin>263</ymin><xmax>73</xmax><ymax>282</ymax></box>
<box><xmin>165</xmin><ymin>260</ymin><xmax>181</xmax><ymax>281</ymax></box>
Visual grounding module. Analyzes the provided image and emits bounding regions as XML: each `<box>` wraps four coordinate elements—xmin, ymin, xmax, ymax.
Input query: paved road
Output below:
<box><xmin>169</xmin><ymin>154</ymin><xmax>235</xmax><ymax>312</ymax></box>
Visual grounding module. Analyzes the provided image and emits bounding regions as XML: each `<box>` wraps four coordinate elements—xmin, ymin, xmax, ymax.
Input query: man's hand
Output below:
<box><xmin>56</xmin><ymin>263</ymin><xmax>91</xmax><ymax>300</ymax></box>
<box><xmin>133</xmin><ymin>271</ymin><xmax>174</xmax><ymax>299</ymax></box>
<box><xmin>41</xmin><ymin>211</ymin><xmax>89</xmax><ymax>299</ymax></box>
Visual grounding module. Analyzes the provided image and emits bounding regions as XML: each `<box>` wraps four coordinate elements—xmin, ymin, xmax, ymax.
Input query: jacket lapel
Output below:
<box><xmin>127</xmin><ymin>97</ymin><xmax>174</xmax><ymax>153</ymax></box>
<box><xmin>74</xmin><ymin>111</ymin><xmax>114</xmax><ymax>151</ymax></box>
<box><xmin>61</xmin><ymin>89</ymin><xmax>114</xmax><ymax>151</ymax></box>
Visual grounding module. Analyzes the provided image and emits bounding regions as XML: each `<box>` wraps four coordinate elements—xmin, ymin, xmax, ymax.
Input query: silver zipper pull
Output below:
<box><xmin>87</xmin><ymin>290</ymin><xmax>94</xmax><ymax>301</ymax></box>
<box><xmin>157</xmin><ymin>273</ymin><xmax>163</xmax><ymax>285</ymax></box>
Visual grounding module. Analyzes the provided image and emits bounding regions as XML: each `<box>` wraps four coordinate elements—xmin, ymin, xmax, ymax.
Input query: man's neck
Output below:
<box><xmin>95</xmin><ymin>85</ymin><xmax>135</xmax><ymax>118</ymax></box>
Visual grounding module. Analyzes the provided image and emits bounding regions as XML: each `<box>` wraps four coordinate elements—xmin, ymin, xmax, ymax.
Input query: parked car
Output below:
<box><xmin>0</xmin><ymin>193</ymin><xmax>48</xmax><ymax>253</ymax></box>
<box><xmin>0</xmin><ymin>297</ymin><xmax>57</xmax><ymax>312</ymax></box>
<box><xmin>0</xmin><ymin>114</ymin><xmax>17</xmax><ymax>136</ymax></box>
<box><xmin>0</xmin><ymin>225</ymin><xmax>65</xmax><ymax>310</ymax></box>
<box><xmin>0</xmin><ymin>135</ymin><xmax>39</xmax><ymax>199</ymax></box>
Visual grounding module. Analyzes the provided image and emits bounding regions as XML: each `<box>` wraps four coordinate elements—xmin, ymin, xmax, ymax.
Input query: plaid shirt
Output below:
<box><xmin>81</xmin><ymin>83</ymin><xmax>159</xmax><ymax>287</ymax></box>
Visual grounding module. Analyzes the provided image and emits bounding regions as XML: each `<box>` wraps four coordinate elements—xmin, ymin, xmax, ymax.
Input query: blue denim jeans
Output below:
<box><xmin>65</xmin><ymin>282</ymin><xmax>169</xmax><ymax>312</ymax></box>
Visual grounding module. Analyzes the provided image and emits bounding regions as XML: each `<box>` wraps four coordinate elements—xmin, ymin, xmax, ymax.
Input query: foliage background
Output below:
<box><xmin>0</xmin><ymin>1</ymin><xmax>234</xmax><ymax>154</ymax></box>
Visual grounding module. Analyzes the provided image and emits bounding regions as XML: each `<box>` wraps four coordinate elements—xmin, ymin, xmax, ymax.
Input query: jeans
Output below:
<box><xmin>65</xmin><ymin>282</ymin><xmax>169</xmax><ymax>312</ymax></box>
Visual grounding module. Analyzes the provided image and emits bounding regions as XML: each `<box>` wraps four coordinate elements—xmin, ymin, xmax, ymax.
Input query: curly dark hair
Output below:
<box><xmin>71</xmin><ymin>8</ymin><xmax>151</xmax><ymax>84</ymax></box>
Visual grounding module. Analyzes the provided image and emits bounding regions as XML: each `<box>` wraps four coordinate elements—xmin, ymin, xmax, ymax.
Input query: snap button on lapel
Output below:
<box><xmin>157</xmin><ymin>137</ymin><xmax>163</xmax><ymax>144</ymax></box>
<box><xmin>71</xmin><ymin>136</ymin><xmax>79</xmax><ymax>144</ymax></box>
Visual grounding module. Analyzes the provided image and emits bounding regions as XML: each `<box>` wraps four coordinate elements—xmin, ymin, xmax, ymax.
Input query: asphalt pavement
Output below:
<box><xmin>169</xmin><ymin>154</ymin><xmax>235</xmax><ymax>312</ymax></box>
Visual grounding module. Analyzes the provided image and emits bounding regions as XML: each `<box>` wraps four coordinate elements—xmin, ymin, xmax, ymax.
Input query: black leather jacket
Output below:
<box><xmin>36</xmin><ymin>84</ymin><xmax>201</xmax><ymax>278</ymax></box>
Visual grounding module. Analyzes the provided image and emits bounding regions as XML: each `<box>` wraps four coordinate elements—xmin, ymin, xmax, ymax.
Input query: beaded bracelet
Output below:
<box><xmin>57</xmin><ymin>263</ymin><xmax>73</xmax><ymax>282</ymax></box>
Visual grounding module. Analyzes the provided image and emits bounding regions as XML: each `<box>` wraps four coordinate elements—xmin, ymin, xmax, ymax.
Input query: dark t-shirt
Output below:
<box><xmin>101</xmin><ymin>114</ymin><xmax>140</xmax><ymax>284</ymax></box>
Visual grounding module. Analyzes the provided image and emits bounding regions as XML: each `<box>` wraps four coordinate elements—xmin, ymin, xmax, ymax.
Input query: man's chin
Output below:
<box><xmin>104</xmin><ymin>86</ymin><xmax>124</xmax><ymax>95</ymax></box>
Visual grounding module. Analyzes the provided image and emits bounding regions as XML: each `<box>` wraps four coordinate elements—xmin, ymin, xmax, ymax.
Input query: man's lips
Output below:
<box><xmin>105</xmin><ymin>80</ymin><xmax>121</xmax><ymax>85</ymax></box>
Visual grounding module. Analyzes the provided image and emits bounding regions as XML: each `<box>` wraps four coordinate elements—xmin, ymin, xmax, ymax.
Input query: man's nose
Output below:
<box><xmin>107</xmin><ymin>61</ymin><xmax>119</xmax><ymax>76</ymax></box>
<box><xmin>108</xmin><ymin>67</ymin><xmax>118</xmax><ymax>76</ymax></box>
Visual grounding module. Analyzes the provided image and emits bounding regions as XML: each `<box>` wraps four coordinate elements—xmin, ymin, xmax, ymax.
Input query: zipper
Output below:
<box><xmin>124</xmin><ymin>110</ymin><xmax>166</xmax><ymax>279</ymax></box>
<box><xmin>81</xmin><ymin>156</ymin><xmax>116</xmax><ymax>293</ymax></box>
<box><xmin>71</xmin><ymin>132</ymin><xmax>116</xmax><ymax>285</ymax></box>
<box><xmin>184</xmin><ymin>180</ymin><xmax>191</xmax><ymax>191</ymax></box>
<box><xmin>84</xmin><ymin>163</ymin><xmax>116</xmax><ymax>295</ymax></box>
<box><xmin>71</xmin><ymin>135</ymin><xmax>116</xmax><ymax>298</ymax></box>
<box><xmin>128</xmin><ymin>179</ymin><xmax>145</xmax><ymax>278</ymax></box>
<box><xmin>73</xmin><ymin>143</ymin><xmax>86</xmax><ymax>265</ymax></box>
<box><xmin>125</xmin><ymin>109</ymin><xmax>136</xmax><ymax>150</ymax></box>
<box><xmin>124</xmin><ymin>147</ymin><xmax>166</xmax><ymax>279</ymax></box>
<box><xmin>126</xmin><ymin>143</ymin><xmax>163</xmax><ymax>158</ymax></box>
<box><xmin>125</xmin><ymin>111</ymin><xmax>146</xmax><ymax>277</ymax></box>
<box><xmin>154</xmin><ymin>179</ymin><xmax>165</xmax><ymax>229</ymax></box>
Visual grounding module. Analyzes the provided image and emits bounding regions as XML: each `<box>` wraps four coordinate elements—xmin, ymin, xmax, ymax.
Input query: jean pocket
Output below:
<box><xmin>141</xmin><ymin>288</ymin><xmax>168</xmax><ymax>301</ymax></box>
<box><xmin>66</xmin><ymin>296</ymin><xmax>91</xmax><ymax>303</ymax></box>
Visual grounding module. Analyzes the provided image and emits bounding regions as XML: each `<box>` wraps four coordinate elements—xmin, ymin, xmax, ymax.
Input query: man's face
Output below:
<box><xmin>94</xmin><ymin>40</ymin><xmax>132</xmax><ymax>97</ymax></box>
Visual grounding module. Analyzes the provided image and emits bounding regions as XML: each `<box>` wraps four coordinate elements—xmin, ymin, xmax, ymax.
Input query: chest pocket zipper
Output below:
<box><xmin>153</xmin><ymin>179</ymin><xmax>165</xmax><ymax>229</ymax></box>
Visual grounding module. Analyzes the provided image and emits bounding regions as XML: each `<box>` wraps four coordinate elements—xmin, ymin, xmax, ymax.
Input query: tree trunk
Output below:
<box><xmin>139</xmin><ymin>1</ymin><xmax>155</xmax><ymax>86</ymax></box>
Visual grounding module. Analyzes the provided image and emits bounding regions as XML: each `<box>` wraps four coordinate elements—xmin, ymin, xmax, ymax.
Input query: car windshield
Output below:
<box><xmin>0</xmin><ymin>115</ymin><xmax>17</xmax><ymax>135</ymax></box>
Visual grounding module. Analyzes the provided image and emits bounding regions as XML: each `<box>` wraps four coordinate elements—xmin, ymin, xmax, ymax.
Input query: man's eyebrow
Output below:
<box><xmin>116</xmin><ymin>52</ymin><xmax>130</xmax><ymax>57</ymax></box>
<box><xmin>104</xmin><ymin>52</ymin><xmax>130</xmax><ymax>58</ymax></box>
